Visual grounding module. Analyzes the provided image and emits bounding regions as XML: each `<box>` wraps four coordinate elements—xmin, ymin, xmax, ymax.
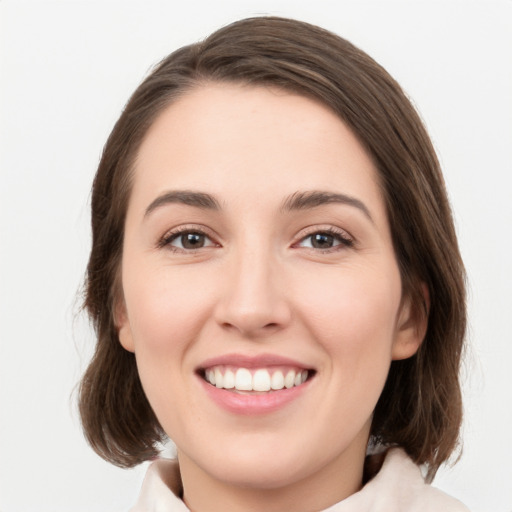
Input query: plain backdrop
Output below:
<box><xmin>1</xmin><ymin>1</ymin><xmax>511</xmax><ymax>511</ymax></box>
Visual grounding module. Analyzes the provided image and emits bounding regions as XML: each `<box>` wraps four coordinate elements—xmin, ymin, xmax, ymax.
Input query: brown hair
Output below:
<box><xmin>79</xmin><ymin>16</ymin><xmax>466</xmax><ymax>479</ymax></box>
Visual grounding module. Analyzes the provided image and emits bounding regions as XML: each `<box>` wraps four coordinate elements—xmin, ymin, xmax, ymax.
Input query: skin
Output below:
<box><xmin>117</xmin><ymin>84</ymin><xmax>425</xmax><ymax>512</ymax></box>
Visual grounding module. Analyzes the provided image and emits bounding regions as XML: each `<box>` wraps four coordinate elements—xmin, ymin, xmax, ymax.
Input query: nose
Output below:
<box><xmin>213</xmin><ymin>245</ymin><xmax>292</xmax><ymax>338</ymax></box>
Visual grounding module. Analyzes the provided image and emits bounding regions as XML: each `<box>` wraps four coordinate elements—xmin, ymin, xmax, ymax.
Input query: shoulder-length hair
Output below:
<box><xmin>79</xmin><ymin>16</ymin><xmax>466</xmax><ymax>480</ymax></box>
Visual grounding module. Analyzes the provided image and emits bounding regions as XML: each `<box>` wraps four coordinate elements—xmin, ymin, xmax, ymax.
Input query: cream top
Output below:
<box><xmin>130</xmin><ymin>448</ymin><xmax>469</xmax><ymax>512</ymax></box>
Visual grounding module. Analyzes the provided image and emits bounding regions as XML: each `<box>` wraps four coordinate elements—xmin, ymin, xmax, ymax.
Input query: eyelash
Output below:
<box><xmin>157</xmin><ymin>225</ymin><xmax>218</xmax><ymax>252</ymax></box>
<box><xmin>293</xmin><ymin>227</ymin><xmax>354</xmax><ymax>253</ymax></box>
<box><xmin>157</xmin><ymin>226</ymin><xmax>354</xmax><ymax>253</ymax></box>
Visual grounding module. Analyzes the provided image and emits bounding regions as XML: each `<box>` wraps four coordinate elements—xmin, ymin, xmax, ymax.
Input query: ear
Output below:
<box><xmin>392</xmin><ymin>283</ymin><xmax>429</xmax><ymax>361</ymax></box>
<box><xmin>115</xmin><ymin>299</ymin><xmax>135</xmax><ymax>353</ymax></box>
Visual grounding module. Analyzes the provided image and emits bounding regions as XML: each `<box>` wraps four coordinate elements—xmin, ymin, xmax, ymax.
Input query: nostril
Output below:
<box><xmin>220</xmin><ymin>321</ymin><xmax>278</xmax><ymax>331</ymax></box>
<box><xmin>221</xmin><ymin>322</ymin><xmax>237</xmax><ymax>331</ymax></box>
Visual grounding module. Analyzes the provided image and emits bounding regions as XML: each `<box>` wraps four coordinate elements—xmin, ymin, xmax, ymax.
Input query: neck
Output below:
<box><xmin>178</xmin><ymin>434</ymin><xmax>368</xmax><ymax>512</ymax></box>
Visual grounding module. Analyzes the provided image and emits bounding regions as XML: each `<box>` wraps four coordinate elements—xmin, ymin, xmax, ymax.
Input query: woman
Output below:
<box><xmin>79</xmin><ymin>17</ymin><xmax>468</xmax><ymax>511</ymax></box>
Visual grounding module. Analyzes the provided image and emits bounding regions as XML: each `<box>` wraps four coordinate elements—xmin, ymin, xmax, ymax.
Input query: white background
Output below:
<box><xmin>1</xmin><ymin>1</ymin><xmax>511</xmax><ymax>511</ymax></box>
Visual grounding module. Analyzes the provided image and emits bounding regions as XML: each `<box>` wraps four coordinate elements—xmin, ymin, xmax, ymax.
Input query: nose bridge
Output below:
<box><xmin>216</xmin><ymin>235</ymin><xmax>290</xmax><ymax>336</ymax></box>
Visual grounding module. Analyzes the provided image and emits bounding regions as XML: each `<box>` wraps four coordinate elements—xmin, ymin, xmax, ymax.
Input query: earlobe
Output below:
<box><xmin>115</xmin><ymin>300</ymin><xmax>135</xmax><ymax>353</ymax></box>
<box><xmin>392</xmin><ymin>283</ymin><xmax>430</xmax><ymax>361</ymax></box>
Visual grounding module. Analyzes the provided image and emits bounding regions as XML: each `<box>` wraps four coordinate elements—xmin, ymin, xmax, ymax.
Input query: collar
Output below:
<box><xmin>129</xmin><ymin>448</ymin><xmax>469</xmax><ymax>511</ymax></box>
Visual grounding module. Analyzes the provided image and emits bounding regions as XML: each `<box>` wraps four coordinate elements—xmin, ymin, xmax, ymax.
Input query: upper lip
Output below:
<box><xmin>198</xmin><ymin>353</ymin><xmax>314</xmax><ymax>371</ymax></box>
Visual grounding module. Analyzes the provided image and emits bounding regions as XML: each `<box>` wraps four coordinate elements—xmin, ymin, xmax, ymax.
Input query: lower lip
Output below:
<box><xmin>199</xmin><ymin>377</ymin><xmax>311</xmax><ymax>415</ymax></box>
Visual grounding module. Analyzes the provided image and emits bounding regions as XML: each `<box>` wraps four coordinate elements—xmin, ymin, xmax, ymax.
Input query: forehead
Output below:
<box><xmin>131</xmin><ymin>83</ymin><xmax>386</xmax><ymax>220</ymax></box>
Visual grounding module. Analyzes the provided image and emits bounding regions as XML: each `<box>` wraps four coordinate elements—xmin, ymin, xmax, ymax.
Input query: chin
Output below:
<box><xmin>201</xmin><ymin>453</ymin><xmax>312</xmax><ymax>490</ymax></box>
<box><xmin>184</xmin><ymin>428</ymin><xmax>355</xmax><ymax>492</ymax></box>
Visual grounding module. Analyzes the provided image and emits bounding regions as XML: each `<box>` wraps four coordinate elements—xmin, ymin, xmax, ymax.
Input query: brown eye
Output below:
<box><xmin>310</xmin><ymin>233</ymin><xmax>335</xmax><ymax>249</ymax></box>
<box><xmin>297</xmin><ymin>230</ymin><xmax>353</xmax><ymax>251</ymax></box>
<box><xmin>165</xmin><ymin>231</ymin><xmax>216</xmax><ymax>250</ymax></box>
<box><xmin>180</xmin><ymin>232</ymin><xmax>206</xmax><ymax>249</ymax></box>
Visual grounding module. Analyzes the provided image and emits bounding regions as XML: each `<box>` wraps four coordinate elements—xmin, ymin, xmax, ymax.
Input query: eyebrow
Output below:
<box><xmin>281</xmin><ymin>190</ymin><xmax>373</xmax><ymax>222</ymax></box>
<box><xmin>144</xmin><ymin>189</ymin><xmax>373</xmax><ymax>223</ymax></box>
<box><xmin>144</xmin><ymin>190</ymin><xmax>221</xmax><ymax>218</ymax></box>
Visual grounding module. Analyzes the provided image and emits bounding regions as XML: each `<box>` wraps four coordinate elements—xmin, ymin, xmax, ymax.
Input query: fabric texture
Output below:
<box><xmin>129</xmin><ymin>448</ymin><xmax>469</xmax><ymax>512</ymax></box>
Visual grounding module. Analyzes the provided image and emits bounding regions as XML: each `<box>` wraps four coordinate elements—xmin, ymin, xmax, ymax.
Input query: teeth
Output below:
<box><xmin>235</xmin><ymin>368</ymin><xmax>253</xmax><ymax>391</ymax></box>
<box><xmin>253</xmin><ymin>369</ymin><xmax>271</xmax><ymax>391</ymax></box>
<box><xmin>271</xmin><ymin>371</ymin><xmax>285</xmax><ymax>390</ymax></box>
<box><xmin>204</xmin><ymin>367</ymin><xmax>310</xmax><ymax>392</ymax></box>
<box><xmin>284</xmin><ymin>370</ymin><xmax>295</xmax><ymax>389</ymax></box>
<box><xmin>223</xmin><ymin>369</ymin><xmax>235</xmax><ymax>389</ymax></box>
<box><xmin>214</xmin><ymin>367</ymin><xmax>224</xmax><ymax>388</ymax></box>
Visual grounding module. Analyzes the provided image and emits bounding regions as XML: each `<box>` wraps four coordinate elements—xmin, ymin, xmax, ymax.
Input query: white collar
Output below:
<box><xmin>130</xmin><ymin>448</ymin><xmax>469</xmax><ymax>511</ymax></box>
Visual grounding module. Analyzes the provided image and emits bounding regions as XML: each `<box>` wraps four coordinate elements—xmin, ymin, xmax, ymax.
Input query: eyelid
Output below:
<box><xmin>156</xmin><ymin>223</ymin><xmax>354</xmax><ymax>253</ymax></box>
<box><xmin>292</xmin><ymin>225</ymin><xmax>355</xmax><ymax>251</ymax></box>
<box><xmin>157</xmin><ymin>224</ymin><xmax>220</xmax><ymax>250</ymax></box>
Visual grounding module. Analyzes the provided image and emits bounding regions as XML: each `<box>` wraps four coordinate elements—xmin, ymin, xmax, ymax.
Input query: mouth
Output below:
<box><xmin>198</xmin><ymin>365</ymin><xmax>315</xmax><ymax>393</ymax></box>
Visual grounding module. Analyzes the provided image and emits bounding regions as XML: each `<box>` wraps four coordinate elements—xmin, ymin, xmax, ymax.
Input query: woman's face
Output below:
<box><xmin>118</xmin><ymin>84</ymin><xmax>423</xmax><ymax>500</ymax></box>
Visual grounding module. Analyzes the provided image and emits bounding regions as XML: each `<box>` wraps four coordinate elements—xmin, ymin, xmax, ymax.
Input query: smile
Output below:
<box><xmin>197</xmin><ymin>355</ymin><xmax>316</xmax><ymax>414</ymax></box>
<box><xmin>203</xmin><ymin>366</ymin><xmax>310</xmax><ymax>392</ymax></box>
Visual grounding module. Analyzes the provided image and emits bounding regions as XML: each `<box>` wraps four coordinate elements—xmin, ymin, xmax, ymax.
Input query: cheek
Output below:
<box><xmin>123</xmin><ymin>264</ymin><xmax>213</xmax><ymax>355</ymax></box>
<box><xmin>294</xmin><ymin>262</ymin><xmax>402</xmax><ymax>369</ymax></box>
<box><xmin>122</xmin><ymin>264</ymin><xmax>215</xmax><ymax>429</ymax></box>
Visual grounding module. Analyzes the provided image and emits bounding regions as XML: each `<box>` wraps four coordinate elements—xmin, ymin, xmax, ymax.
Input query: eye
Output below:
<box><xmin>159</xmin><ymin>229</ymin><xmax>217</xmax><ymax>251</ymax></box>
<box><xmin>297</xmin><ymin>229</ymin><xmax>353</xmax><ymax>251</ymax></box>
